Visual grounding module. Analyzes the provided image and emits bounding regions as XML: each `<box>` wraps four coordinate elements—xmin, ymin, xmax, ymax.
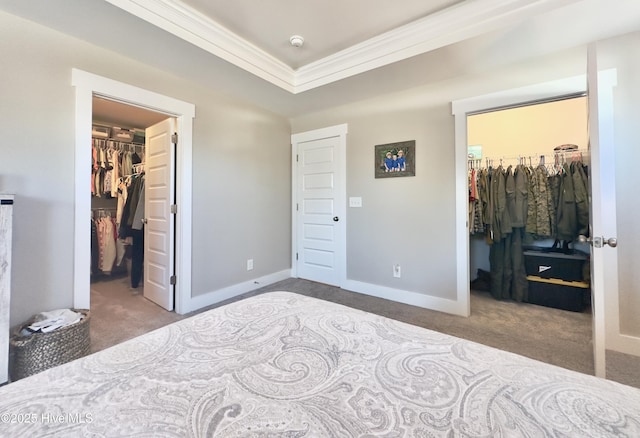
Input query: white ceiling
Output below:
<box><xmin>103</xmin><ymin>0</ymin><xmax>590</xmax><ymax>93</ymax></box>
<box><xmin>2</xmin><ymin>0</ymin><xmax>640</xmax><ymax>117</ymax></box>
<box><xmin>179</xmin><ymin>0</ymin><xmax>463</xmax><ymax>68</ymax></box>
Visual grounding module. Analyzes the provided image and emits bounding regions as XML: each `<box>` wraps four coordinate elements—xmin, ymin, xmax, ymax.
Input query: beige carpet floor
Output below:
<box><xmin>90</xmin><ymin>276</ymin><xmax>183</xmax><ymax>353</ymax></box>
<box><xmin>90</xmin><ymin>277</ymin><xmax>640</xmax><ymax>388</ymax></box>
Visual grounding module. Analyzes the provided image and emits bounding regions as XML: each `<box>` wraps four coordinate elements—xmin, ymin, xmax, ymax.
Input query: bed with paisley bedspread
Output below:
<box><xmin>0</xmin><ymin>291</ymin><xmax>639</xmax><ymax>437</ymax></box>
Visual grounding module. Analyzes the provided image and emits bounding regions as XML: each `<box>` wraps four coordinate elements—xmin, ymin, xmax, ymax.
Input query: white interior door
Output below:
<box><xmin>144</xmin><ymin>118</ymin><xmax>176</xmax><ymax>310</ymax></box>
<box><xmin>292</xmin><ymin>125</ymin><xmax>347</xmax><ymax>287</ymax></box>
<box><xmin>587</xmin><ymin>45</ymin><xmax>619</xmax><ymax>378</ymax></box>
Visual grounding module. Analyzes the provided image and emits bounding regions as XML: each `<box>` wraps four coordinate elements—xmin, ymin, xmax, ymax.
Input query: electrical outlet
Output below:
<box><xmin>393</xmin><ymin>264</ymin><xmax>401</xmax><ymax>278</ymax></box>
<box><xmin>247</xmin><ymin>259</ymin><xmax>254</xmax><ymax>271</ymax></box>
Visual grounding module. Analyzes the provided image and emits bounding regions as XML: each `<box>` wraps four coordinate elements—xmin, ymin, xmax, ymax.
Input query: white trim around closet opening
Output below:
<box><xmin>451</xmin><ymin>75</ymin><xmax>587</xmax><ymax>319</ymax></box>
<box><xmin>451</xmin><ymin>74</ymin><xmax>592</xmax><ymax>358</ymax></box>
<box><xmin>71</xmin><ymin>69</ymin><xmax>195</xmax><ymax>315</ymax></box>
<box><xmin>452</xmin><ymin>76</ymin><xmax>589</xmax><ymax>319</ymax></box>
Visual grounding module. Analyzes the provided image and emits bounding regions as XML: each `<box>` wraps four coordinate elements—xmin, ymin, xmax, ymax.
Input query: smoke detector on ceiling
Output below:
<box><xmin>289</xmin><ymin>35</ymin><xmax>304</xmax><ymax>48</ymax></box>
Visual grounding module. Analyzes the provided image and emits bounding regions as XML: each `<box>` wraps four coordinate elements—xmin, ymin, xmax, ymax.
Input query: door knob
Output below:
<box><xmin>142</xmin><ymin>218</ymin><xmax>148</xmax><ymax>224</ymax></box>
<box><xmin>578</xmin><ymin>235</ymin><xmax>617</xmax><ymax>248</ymax></box>
<box><xmin>577</xmin><ymin>235</ymin><xmax>590</xmax><ymax>244</ymax></box>
<box><xmin>333</xmin><ymin>216</ymin><xmax>339</xmax><ymax>222</ymax></box>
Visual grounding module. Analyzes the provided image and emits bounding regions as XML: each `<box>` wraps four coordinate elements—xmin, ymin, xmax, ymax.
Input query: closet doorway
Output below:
<box><xmin>72</xmin><ymin>68</ymin><xmax>196</xmax><ymax>323</ymax></box>
<box><xmin>466</xmin><ymin>96</ymin><xmax>594</xmax><ymax>372</ymax></box>
<box><xmin>91</xmin><ymin>96</ymin><xmax>177</xmax><ymax>334</ymax></box>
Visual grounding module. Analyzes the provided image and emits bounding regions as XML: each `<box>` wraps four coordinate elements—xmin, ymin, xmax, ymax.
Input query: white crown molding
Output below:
<box><xmin>294</xmin><ymin>0</ymin><xmax>581</xmax><ymax>92</ymax></box>
<box><xmin>105</xmin><ymin>0</ymin><xmax>580</xmax><ymax>94</ymax></box>
<box><xmin>104</xmin><ymin>0</ymin><xmax>296</xmax><ymax>92</ymax></box>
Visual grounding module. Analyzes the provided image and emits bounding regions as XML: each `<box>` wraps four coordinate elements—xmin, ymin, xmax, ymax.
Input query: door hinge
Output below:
<box><xmin>296</xmin><ymin>154</ymin><xmax>299</xmax><ymax>162</ymax></box>
<box><xmin>296</xmin><ymin>203</ymin><xmax>299</xmax><ymax>211</ymax></box>
<box><xmin>171</xmin><ymin>204</ymin><xmax>177</xmax><ymax>214</ymax></box>
<box><xmin>296</xmin><ymin>253</ymin><xmax>298</xmax><ymax>260</ymax></box>
<box><xmin>171</xmin><ymin>133</ymin><xmax>178</xmax><ymax>144</ymax></box>
<box><xmin>170</xmin><ymin>275</ymin><xmax>177</xmax><ymax>285</ymax></box>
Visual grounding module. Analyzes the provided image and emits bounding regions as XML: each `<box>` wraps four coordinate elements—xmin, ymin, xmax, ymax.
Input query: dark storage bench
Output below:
<box><xmin>523</xmin><ymin>248</ymin><xmax>588</xmax><ymax>282</ymax></box>
<box><xmin>526</xmin><ymin>276</ymin><xmax>590</xmax><ymax>312</ymax></box>
<box><xmin>523</xmin><ymin>247</ymin><xmax>590</xmax><ymax>312</ymax></box>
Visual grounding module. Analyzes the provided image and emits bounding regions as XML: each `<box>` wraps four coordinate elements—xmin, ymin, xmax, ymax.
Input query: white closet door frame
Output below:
<box><xmin>72</xmin><ymin>69</ymin><xmax>195</xmax><ymax>314</ymax></box>
<box><xmin>451</xmin><ymin>76</ymin><xmax>588</xmax><ymax>317</ymax></box>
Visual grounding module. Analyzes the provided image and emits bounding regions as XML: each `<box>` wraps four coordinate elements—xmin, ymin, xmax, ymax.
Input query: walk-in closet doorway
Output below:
<box><xmin>91</xmin><ymin>97</ymin><xmax>168</xmax><ymax>289</ymax></box>
<box><xmin>465</xmin><ymin>96</ymin><xmax>594</xmax><ymax>371</ymax></box>
<box><xmin>90</xmin><ymin>97</ymin><xmax>180</xmax><ymax>346</ymax></box>
<box><xmin>73</xmin><ymin>69</ymin><xmax>196</xmax><ymax>328</ymax></box>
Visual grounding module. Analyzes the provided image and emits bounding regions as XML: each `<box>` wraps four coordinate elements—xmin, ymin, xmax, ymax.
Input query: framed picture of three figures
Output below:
<box><xmin>375</xmin><ymin>140</ymin><xmax>415</xmax><ymax>178</ymax></box>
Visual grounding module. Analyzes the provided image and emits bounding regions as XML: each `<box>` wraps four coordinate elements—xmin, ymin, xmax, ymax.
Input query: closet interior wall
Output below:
<box><xmin>467</xmin><ymin>97</ymin><xmax>589</xmax><ymax>283</ymax></box>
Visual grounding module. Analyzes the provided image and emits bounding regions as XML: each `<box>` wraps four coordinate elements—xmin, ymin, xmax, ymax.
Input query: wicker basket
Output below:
<box><xmin>9</xmin><ymin>309</ymin><xmax>91</xmax><ymax>381</ymax></box>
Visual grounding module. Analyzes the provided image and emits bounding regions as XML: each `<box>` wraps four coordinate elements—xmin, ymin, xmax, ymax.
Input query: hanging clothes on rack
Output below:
<box><xmin>90</xmin><ymin>209</ymin><xmax>123</xmax><ymax>277</ymax></box>
<box><xmin>91</xmin><ymin>218</ymin><xmax>99</xmax><ymax>277</ymax></box>
<box><xmin>118</xmin><ymin>168</ymin><xmax>145</xmax><ymax>289</ymax></box>
<box><xmin>91</xmin><ymin>138</ymin><xmax>145</xmax><ymax>198</ymax></box>
<box><xmin>572</xmin><ymin>160</ymin><xmax>590</xmax><ymax>237</ymax></box>
<box><xmin>528</xmin><ymin>158</ymin><xmax>556</xmax><ymax>239</ymax></box>
<box><xmin>486</xmin><ymin>164</ymin><xmax>528</xmax><ymax>302</ymax></box>
<box><xmin>468</xmin><ymin>149</ymin><xmax>590</xmax><ymax>303</ymax></box>
<box><xmin>550</xmin><ymin>148</ymin><xmax>590</xmax><ymax>242</ymax></box>
<box><xmin>97</xmin><ymin>215</ymin><xmax>117</xmax><ymax>274</ymax></box>
<box><xmin>468</xmin><ymin>165</ymin><xmax>490</xmax><ymax>236</ymax></box>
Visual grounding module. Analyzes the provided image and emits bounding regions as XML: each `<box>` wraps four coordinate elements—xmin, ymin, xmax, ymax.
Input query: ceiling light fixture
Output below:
<box><xmin>289</xmin><ymin>35</ymin><xmax>304</xmax><ymax>48</ymax></box>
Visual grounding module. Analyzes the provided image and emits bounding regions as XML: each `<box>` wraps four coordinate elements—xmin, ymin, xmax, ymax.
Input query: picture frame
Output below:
<box><xmin>374</xmin><ymin>140</ymin><xmax>415</xmax><ymax>178</ymax></box>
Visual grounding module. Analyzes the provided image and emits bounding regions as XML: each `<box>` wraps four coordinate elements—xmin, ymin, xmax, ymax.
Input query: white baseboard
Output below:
<box><xmin>608</xmin><ymin>333</ymin><xmax>640</xmax><ymax>357</ymax></box>
<box><xmin>185</xmin><ymin>269</ymin><xmax>291</xmax><ymax>314</ymax></box>
<box><xmin>342</xmin><ymin>279</ymin><xmax>467</xmax><ymax>316</ymax></box>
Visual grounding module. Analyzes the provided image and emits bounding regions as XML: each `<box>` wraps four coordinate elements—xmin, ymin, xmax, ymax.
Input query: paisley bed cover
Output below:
<box><xmin>0</xmin><ymin>291</ymin><xmax>639</xmax><ymax>437</ymax></box>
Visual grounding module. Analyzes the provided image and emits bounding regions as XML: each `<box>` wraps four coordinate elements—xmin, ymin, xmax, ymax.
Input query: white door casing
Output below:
<box><xmin>452</xmin><ymin>76</ymin><xmax>588</xmax><ymax>319</ymax></box>
<box><xmin>143</xmin><ymin>118</ymin><xmax>176</xmax><ymax>310</ymax></box>
<box><xmin>291</xmin><ymin>124</ymin><xmax>347</xmax><ymax>287</ymax></box>
<box><xmin>72</xmin><ymin>69</ymin><xmax>195</xmax><ymax>314</ymax></box>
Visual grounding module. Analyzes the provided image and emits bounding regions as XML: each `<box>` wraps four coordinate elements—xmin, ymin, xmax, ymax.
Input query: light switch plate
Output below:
<box><xmin>349</xmin><ymin>197</ymin><xmax>362</xmax><ymax>208</ymax></box>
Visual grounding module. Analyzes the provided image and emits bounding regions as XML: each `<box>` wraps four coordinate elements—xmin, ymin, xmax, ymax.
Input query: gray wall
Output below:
<box><xmin>0</xmin><ymin>11</ymin><xmax>291</xmax><ymax>326</ymax></box>
<box><xmin>343</xmin><ymin>106</ymin><xmax>458</xmax><ymax>297</ymax></box>
<box><xmin>291</xmin><ymin>47</ymin><xmax>588</xmax><ymax>302</ymax></box>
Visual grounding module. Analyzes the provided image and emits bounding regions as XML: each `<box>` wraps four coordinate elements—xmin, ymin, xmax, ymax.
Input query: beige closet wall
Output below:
<box><xmin>0</xmin><ymin>11</ymin><xmax>291</xmax><ymax>326</ymax></box>
<box><xmin>467</xmin><ymin>98</ymin><xmax>588</xmax><ymax>162</ymax></box>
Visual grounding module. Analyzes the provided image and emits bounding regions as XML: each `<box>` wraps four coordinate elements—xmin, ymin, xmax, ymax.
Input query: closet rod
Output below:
<box><xmin>468</xmin><ymin>150</ymin><xmax>589</xmax><ymax>169</ymax></box>
<box><xmin>467</xmin><ymin>92</ymin><xmax>587</xmax><ymax>117</ymax></box>
<box><xmin>92</xmin><ymin>141</ymin><xmax>145</xmax><ymax>149</ymax></box>
<box><xmin>478</xmin><ymin>150</ymin><xmax>589</xmax><ymax>162</ymax></box>
<box><xmin>92</xmin><ymin>138</ymin><xmax>145</xmax><ymax>148</ymax></box>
